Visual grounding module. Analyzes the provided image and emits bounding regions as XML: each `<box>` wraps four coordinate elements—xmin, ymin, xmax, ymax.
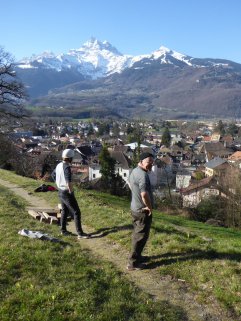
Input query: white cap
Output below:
<box><xmin>62</xmin><ymin>149</ymin><xmax>75</xmax><ymax>159</ymax></box>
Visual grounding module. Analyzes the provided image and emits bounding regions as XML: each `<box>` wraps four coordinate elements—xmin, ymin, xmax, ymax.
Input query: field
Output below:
<box><xmin>0</xmin><ymin>169</ymin><xmax>241</xmax><ymax>320</ymax></box>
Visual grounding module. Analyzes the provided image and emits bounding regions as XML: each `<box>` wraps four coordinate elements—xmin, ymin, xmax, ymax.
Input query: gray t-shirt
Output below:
<box><xmin>129</xmin><ymin>166</ymin><xmax>153</xmax><ymax>212</ymax></box>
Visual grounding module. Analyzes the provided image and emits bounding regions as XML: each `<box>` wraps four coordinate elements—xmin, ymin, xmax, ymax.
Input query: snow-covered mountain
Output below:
<box><xmin>17</xmin><ymin>37</ymin><xmax>207</xmax><ymax>79</ymax></box>
<box><xmin>17</xmin><ymin>37</ymin><xmax>134</xmax><ymax>78</ymax></box>
<box><xmin>17</xmin><ymin>37</ymin><xmax>241</xmax><ymax>119</ymax></box>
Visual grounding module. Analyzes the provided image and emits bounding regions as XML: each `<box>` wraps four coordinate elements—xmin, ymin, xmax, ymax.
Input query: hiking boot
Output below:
<box><xmin>77</xmin><ymin>232</ymin><xmax>91</xmax><ymax>239</ymax></box>
<box><xmin>61</xmin><ymin>230</ymin><xmax>72</xmax><ymax>236</ymax></box>
<box><xmin>126</xmin><ymin>263</ymin><xmax>146</xmax><ymax>271</ymax></box>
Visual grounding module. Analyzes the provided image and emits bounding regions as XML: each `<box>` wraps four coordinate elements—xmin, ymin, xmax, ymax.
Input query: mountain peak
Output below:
<box><xmin>77</xmin><ymin>37</ymin><xmax>123</xmax><ymax>56</ymax></box>
<box><xmin>83</xmin><ymin>37</ymin><xmax>102</xmax><ymax>47</ymax></box>
<box><xmin>157</xmin><ymin>45</ymin><xmax>171</xmax><ymax>53</ymax></box>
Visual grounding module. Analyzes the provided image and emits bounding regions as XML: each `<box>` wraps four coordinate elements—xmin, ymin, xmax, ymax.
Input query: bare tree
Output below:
<box><xmin>220</xmin><ymin>165</ymin><xmax>241</xmax><ymax>227</ymax></box>
<box><xmin>0</xmin><ymin>46</ymin><xmax>28</xmax><ymax>131</ymax></box>
<box><xmin>0</xmin><ymin>46</ymin><xmax>26</xmax><ymax>106</ymax></box>
<box><xmin>0</xmin><ymin>133</ymin><xmax>16</xmax><ymax>169</ymax></box>
<box><xmin>157</xmin><ymin>158</ymin><xmax>173</xmax><ymax>200</ymax></box>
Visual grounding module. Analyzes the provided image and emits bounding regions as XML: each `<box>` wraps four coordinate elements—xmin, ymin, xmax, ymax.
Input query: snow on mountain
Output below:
<box><xmin>18</xmin><ymin>37</ymin><xmax>134</xmax><ymax>78</ymax></box>
<box><xmin>150</xmin><ymin>46</ymin><xmax>193</xmax><ymax>66</ymax></box>
<box><xmin>17</xmin><ymin>38</ymin><xmax>204</xmax><ymax>78</ymax></box>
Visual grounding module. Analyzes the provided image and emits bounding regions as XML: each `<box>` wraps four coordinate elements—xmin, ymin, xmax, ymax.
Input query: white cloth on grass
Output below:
<box><xmin>18</xmin><ymin>229</ymin><xmax>60</xmax><ymax>242</ymax></box>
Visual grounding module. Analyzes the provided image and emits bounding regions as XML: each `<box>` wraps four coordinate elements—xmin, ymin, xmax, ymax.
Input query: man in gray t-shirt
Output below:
<box><xmin>127</xmin><ymin>152</ymin><xmax>154</xmax><ymax>271</ymax></box>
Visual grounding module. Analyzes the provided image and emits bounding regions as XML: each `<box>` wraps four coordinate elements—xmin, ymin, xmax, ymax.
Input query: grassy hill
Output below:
<box><xmin>0</xmin><ymin>176</ymin><xmax>184</xmax><ymax>321</ymax></box>
<box><xmin>0</xmin><ymin>169</ymin><xmax>241</xmax><ymax>320</ymax></box>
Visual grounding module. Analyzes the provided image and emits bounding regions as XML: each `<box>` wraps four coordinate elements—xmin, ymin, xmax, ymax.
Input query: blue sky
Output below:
<box><xmin>1</xmin><ymin>0</ymin><xmax>241</xmax><ymax>63</ymax></box>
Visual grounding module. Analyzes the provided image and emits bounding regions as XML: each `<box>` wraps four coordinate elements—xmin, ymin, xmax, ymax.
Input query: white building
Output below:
<box><xmin>89</xmin><ymin>151</ymin><xmax>132</xmax><ymax>182</ymax></box>
<box><xmin>176</xmin><ymin>169</ymin><xmax>192</xmax><ymax>190</ymax></box>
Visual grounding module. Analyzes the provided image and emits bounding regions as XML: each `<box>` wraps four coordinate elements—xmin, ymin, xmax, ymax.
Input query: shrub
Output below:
<box><xmin>195</xmin><ymin>196</ymin><xmax>225</xmax><ymax>223</ymax></box>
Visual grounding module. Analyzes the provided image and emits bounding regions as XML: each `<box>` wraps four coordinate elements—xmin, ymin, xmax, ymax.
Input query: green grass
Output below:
<box><xmin>0</xmin><ymin>184</ymin><xmax>185</xmax><ymax>321</ymax></box>
<box><xmin>1</xmin><ymin>169</ymin><xmax>241</xmax><ymax>317</ymax></box>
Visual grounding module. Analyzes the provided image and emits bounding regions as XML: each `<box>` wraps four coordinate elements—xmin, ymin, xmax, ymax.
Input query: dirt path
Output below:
<box><xmin>0</xmin><ymin>177</ymin><xmax>237</xmax><ymax>321</ymax></box>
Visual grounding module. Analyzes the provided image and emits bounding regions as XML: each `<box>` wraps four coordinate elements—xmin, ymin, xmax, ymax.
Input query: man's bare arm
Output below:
<box><xmin>141</xmin><ymin>191</ymin><xmax>152</xmax><ymax>215</ymax></box>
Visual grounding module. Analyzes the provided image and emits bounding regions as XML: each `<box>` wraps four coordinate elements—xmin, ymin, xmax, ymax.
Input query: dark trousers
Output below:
<box><xmin>58</xmin><ymin>190</ymin><xmax>83</xmax><ymax>234</ymax></box>
<box><xmin>129</xmin><ymin>210</ymin><xmax>152</xmax><ymax>266</ymax></box>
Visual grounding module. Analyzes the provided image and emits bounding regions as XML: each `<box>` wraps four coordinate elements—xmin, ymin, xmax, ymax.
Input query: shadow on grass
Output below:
<box><xmin>53</xmin><ymin>240</ymin><xmax>72</xmax><ymax>247</ymax></box>
<box><xmin>153</xmin><ymin>220</ymin><xmax>241</xmax><ymax>239</ymax></box>
<box><xmin>145</xmin><ymin>250</ymin><xmax>241</xmax><ymax>269</ymax></box>
<box><xmin>90</xmin><ymin>224</ymin><xmax>132</xmax><ymax>238</ymax></box>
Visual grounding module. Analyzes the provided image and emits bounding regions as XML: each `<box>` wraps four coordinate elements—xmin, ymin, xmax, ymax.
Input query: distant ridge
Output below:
<box><xmin>15</xmin><ymin>38</ymin><xmax>241</xmax><ymax>120</ymax></box>
<box><xmin>17</xmin><ymin>37</ymin><xmax>223</xmax><ymax>80</ymax></box>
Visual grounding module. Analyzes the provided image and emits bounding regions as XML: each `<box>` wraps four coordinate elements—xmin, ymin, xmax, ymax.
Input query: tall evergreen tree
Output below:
<box><xmin>161</xmin><ymin>127</ymin><xmax>171</xmax><ymax>147</ymax></box>
<box><xmin>215</xmin><ymin>120</ymin><xmax>226</xmax><ymax>136</ymax></box>
<box><xmin>132</xmin><ymin>139</ymin><xmax>141</xmax><ymax>168</ymax></box>
<box><xmin>99</xmin><ymin>145</ymin><xmax>116</xmax><ymax>182</ymax></box>
<box><xmin>227</xmin><ymin>122</ymin><xmax>238</xmax><ymax>137</ymax></box>
<box><xmin>112</xmin><ymin>123</ymin><xmax>120</xmax><ymax>137</ymax></box>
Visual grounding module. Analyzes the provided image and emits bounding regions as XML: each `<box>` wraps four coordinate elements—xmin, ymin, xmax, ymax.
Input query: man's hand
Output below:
<box><xmin>143</xmin><ymin>207</ymin><xmax>152</xmax><ymax>216</ymax></box>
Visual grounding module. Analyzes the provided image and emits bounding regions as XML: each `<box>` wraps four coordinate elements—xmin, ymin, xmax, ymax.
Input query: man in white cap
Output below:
<box><xmin>53</xmin><ymin>149</ymin><xmax>90</xmax><ymax>239</ymax></box>
<box><xmin>127</xmin><ymin>152</ymin><xmax>154</xmax><ymax>271</ymax></box>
